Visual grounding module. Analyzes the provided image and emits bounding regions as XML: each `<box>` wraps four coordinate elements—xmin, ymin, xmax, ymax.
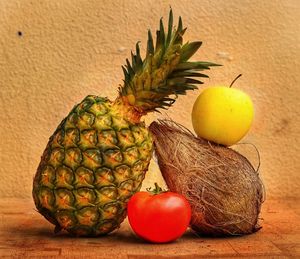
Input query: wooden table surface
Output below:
<box><xmin>0</xmin><ymin>198</ymin><xmax>299</xmax><ymax>258</ymax></box>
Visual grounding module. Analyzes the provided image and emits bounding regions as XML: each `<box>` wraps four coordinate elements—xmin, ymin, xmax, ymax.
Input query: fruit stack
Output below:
<box><xmin>33</xmin><ymin>9</ymin><xmax>263</xmax><ymax>242</ymax></box>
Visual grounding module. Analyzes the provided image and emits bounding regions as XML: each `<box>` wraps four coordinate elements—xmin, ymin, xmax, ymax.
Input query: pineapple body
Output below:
<box><xmin>33</xmin><ymin>95</ymin><xmax>153</xmax><ymax>236</ymax></box>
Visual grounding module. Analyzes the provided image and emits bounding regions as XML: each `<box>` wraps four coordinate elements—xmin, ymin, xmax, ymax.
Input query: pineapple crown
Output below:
<box><xmin>118</xmin><ymin>9</ymin><xmax>220</xmax><ymax>113</ymax></box>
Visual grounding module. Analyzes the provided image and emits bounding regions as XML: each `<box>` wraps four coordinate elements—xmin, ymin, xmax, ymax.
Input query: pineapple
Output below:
<box><xmin>33</xmin><ymin>9</ymin><xmax>218</xmax><ymax>236</ymax></box>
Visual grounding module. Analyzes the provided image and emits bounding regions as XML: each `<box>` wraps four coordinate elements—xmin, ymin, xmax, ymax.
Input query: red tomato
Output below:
<box><xmin>127</xmin><ymin>185</ymin><xmax>191</xmax><ymax>243</ymax></box>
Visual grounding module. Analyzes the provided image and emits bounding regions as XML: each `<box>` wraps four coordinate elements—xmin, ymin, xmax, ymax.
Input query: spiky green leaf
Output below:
<box><xmin>119</xmin><ymin>9</ymin><xmax>220</xmax><ymax>113</ymax></box>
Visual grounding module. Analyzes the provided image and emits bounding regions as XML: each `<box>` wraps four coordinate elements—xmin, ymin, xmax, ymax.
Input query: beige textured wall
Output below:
<box><xmin>0</xmin><ymin>0</ymin><xmax>299</xmax><ymax>199</ymax></box>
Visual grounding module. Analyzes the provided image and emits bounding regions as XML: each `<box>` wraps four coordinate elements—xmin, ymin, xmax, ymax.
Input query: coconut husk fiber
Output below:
<box><xmin>149</xmin><ymin>120</ymin><xmax>264</xmax><ymax>236</ymax></box>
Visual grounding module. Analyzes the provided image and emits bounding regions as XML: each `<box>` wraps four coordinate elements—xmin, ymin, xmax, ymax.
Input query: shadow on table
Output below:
<box><xmin>8</xmin><ymin>223</ymin><xmax>146</xmax><ymax>244</ymax></box>
<box><xmin>9</xmin><ymin>221</ymin><xmax>247</xmax><ymax>247</ymax></box>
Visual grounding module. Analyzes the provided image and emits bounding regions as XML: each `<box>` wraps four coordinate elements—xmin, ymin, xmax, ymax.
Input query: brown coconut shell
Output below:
<box><xmin>149</xmin><ymin>120</ymin><xmax>264</xmax><ymax>236</ymax></box>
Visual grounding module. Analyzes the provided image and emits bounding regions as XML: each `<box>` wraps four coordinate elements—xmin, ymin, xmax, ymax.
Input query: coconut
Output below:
<box><xmin>149</xmin><ymin>120</ymin><xmax>264</xmax><ymax>236</ymax></box>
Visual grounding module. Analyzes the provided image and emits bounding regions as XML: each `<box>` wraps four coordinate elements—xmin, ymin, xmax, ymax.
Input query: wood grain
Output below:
<box><xmin>0</xmin><ymin>198</ymin><xmax>299</xmax><ymax>258</ymax></box>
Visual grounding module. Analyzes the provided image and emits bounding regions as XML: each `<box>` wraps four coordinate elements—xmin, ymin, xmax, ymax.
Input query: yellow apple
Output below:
<box><xmin>192</xmin><ymin>79</ymin><xmax>254</xmax><ymax>146</ymax></box>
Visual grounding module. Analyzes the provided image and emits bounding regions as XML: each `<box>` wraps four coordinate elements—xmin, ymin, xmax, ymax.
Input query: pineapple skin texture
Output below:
<box><xmin>33</xmin><ymin>95</ymin><xmax>153</xmax><ymax>236</ymax></box>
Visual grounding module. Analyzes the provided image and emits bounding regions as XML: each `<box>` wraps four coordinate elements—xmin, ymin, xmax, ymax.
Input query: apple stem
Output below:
<box><xmin>229</xmin><ymin>74</ymin><xmax>242</xmax><ymax>88</ymax></box>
